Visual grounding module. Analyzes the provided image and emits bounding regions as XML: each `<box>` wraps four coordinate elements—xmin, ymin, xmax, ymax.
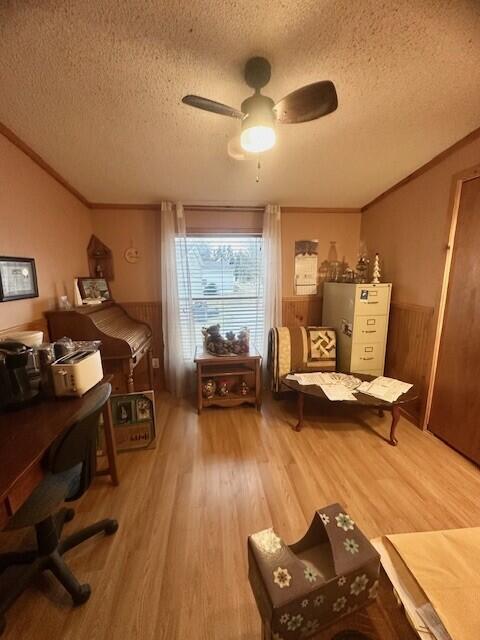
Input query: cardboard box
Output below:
<box><xmin>248</xmin><ymin>503</ymin><xmax>380</xmax><ymax>637</ymax></box>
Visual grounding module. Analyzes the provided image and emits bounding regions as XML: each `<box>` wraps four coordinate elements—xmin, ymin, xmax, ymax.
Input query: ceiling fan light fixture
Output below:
<box><xmin>240</xmin><ymin>124</ymin><xmax>276</xmax><ymax>153</ymax></box>
<box><xmin>240</xmin><ymin>94</ymin><xmax>276</xmax><ymax>153</ymax></box>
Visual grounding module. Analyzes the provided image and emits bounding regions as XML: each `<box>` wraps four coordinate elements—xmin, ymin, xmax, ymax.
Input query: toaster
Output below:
<box><xmin>51</xmin><ymin>350</ymin><xmax>103</xmax><ymax>397</ymax></box>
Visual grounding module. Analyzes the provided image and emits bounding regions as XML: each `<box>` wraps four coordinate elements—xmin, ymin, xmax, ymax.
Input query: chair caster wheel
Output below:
<box><xmin>64</xmin><ymin>508</ymin><xmax>75</xmax><ymax>523</ymax></box>
<box><xmin>105</xmin><ymin>520</ymin><xmax>119</xmax><ymax>535</ymax></box>
<box><xmin>73</xmin><ymin>583</ymin><xmax>91</xmax><ymax>605</ymax></box>
<box><xmin>0</xmin><ymin>616</ymin><xmax>6</xmax><ymax>636</ymax></box>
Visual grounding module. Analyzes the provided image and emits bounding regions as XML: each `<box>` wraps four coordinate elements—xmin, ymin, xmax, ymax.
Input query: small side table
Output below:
<box><xmin>194</xmin><ymin>347</ymin><xmax>262</xmax><ymax>414</ymax></box>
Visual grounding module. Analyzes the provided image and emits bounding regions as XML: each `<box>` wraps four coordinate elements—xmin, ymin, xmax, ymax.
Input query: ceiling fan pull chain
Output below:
<box><xmin>256</xmin><ymin>158</ymin><xmax>261</xmax><ymax>183</ymax></box>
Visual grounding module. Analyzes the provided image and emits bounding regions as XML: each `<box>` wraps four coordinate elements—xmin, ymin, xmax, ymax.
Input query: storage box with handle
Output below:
<box><xmin>248</xmin><ymin>503</ymin><xmax>380</xmax><ymax>638</ymax></box>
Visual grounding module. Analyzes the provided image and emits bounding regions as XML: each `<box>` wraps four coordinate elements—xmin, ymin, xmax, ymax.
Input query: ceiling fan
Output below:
<box><xmin>182</xmin><ymin>57</ymin><xmax>338</xmax><ymax>154</ymax></box>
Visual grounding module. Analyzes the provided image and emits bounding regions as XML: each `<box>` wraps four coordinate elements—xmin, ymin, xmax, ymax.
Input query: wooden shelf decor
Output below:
<box><xmin>194</xmin><ymin>346</ymin><xmax>262</xmax><ymax>414</ymax></box>
<box><xmin>87</xmin><ymin>234</ymin><xmax>114</xmax><ymax>281</ymax></box>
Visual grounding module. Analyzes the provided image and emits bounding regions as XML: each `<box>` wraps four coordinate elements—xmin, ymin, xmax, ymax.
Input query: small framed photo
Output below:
<box><xmin>77</xmin><ymin>277</ymin><xmax>112</xmax><ymax>303</ymax></box>
<box><xmin>136</xmin><ymin>397</ymin><xmax>152</xmax><ymax>421</ymax></box>
<box><xmin>0</xmin><ymin>256</ymin><xmax>38</xmax><ymax>302</ymax></box>
<box><xmin>115</xmin><ymin>399</ymin><xmax>134</xmax><ymax>425</ymax></box>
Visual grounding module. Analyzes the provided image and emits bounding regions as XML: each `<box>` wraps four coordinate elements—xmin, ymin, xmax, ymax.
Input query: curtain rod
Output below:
<box><xmin>183</xmin><ymin>204</ymin><xmax>264</xmax><ymax>213</ymax></box>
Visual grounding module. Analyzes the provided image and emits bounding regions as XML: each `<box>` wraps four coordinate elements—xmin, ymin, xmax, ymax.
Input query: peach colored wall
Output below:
<box><xmin>91</xmin><ymin>208</ymin><xmax>362</xmax><ymax>302</ymax></box>
<box><xmin>360</xmin><ymin>135</ymin><xmax>480</xmax><ymax>309</ymax></box>
<box><xmin>186</xmin><ymin>209</ymin><xmax>263</xmax><ymax>233</ymax></box>
<box><xmin>0</xmin><ymin>133</ymin><xmax>92</xmax><ymax>331</ymax></box>
<box><xmin>90</xmin><ymin>209</ymin><xmax>161</xmax><ymax>302</ymax></box>
<box><xmin>281</xmin><ymin>211</ymin><xmax>361</xmax><ymax>297</ymax></box>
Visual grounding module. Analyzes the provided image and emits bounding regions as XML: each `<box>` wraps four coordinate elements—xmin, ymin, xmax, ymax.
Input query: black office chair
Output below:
<box><xmin>0</xmin><ymin>382</ymin><xmax>118</xmax><ymax>636</ymax></box>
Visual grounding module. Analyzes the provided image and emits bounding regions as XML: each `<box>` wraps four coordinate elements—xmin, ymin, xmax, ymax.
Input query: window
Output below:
<box><xmin>176</xmin><ymin>235</ymin><xmax>264</xmax><ymax>359</ymax></box>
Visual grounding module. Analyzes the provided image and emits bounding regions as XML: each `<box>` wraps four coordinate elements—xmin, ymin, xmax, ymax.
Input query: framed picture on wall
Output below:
<box><xmin>0</xmin><ymin>256</ymin><xmax>39</xmax><ymax>302</ymax></box>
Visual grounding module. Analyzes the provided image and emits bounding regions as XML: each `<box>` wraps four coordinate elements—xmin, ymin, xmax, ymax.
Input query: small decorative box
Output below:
<box><xmin>248</xmin><ymin>503</ymin><xmax>380</xmax><ymax>638</ymax></box>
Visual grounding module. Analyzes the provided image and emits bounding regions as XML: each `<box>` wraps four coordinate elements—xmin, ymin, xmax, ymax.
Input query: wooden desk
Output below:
<box><xmin>0</xmin><ymin>377</ymin><xmax>119</xmax><ymax>530</ymax></box>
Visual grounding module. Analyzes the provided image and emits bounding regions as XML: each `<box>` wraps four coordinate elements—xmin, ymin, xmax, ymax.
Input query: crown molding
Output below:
<box><xmin>89</xmin><ymin>202</ymin><xmax>361</xmax><ymax>213</ymax></box>
<box><xmin>361</xmin><ymin>125</ymin><xmax>480</xmax><ymax>212</ymax></box>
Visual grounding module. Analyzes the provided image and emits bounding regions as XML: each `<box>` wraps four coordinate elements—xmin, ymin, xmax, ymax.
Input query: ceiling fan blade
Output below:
<box><xmin>273</xmin><ymin>81</ymin><xmax>338</xmax><ymax>124</ymax></box>
<box><xmin>182</xmin><ymin>95</ymin><xmax>243</xmax><ymax>119</ymax></box>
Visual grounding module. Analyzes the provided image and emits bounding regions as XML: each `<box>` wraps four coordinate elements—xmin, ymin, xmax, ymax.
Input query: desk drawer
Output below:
<box><xmin>353</xmin><ymin>315</ymin><xmax>387</xmax><ymax>343</ymax></box>
<box><xmin>355</xmin><ymin>285</ymin><xmax>391</xmax><ymax>316</ymax></box>
<box><xmin>351</xmin><ymin>342</ymin><xmax>384</xmax><ymax>372</ymax></box>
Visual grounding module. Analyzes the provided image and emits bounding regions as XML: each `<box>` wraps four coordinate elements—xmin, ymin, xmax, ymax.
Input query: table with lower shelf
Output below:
<box><xmin>194</xmin><ymin>347</ymin><xmax>262</xmax><ymax>413</ymax></box>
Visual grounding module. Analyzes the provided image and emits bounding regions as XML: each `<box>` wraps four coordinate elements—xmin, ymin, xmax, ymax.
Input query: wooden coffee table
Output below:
<box><xmin>281</xmin><ymin>374</ymin><xmax>418</xmax><ymax>446</ymax></box>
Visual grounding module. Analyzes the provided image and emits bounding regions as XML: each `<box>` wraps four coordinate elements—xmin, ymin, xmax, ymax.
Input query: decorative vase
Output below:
<box><xmin>371</xmin><ymin>253</ymin><xmax>381</xmax><ymax>284</ymax></box>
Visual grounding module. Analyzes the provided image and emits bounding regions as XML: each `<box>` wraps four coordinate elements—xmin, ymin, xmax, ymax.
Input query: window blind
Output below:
<box><xmin>175</xmin><ymin>235</ymin><xmax>264</xmax><ymax>360</ymax></box>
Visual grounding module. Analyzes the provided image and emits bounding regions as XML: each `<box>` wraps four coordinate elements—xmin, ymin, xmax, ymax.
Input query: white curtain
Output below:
<box><xmin>263</xmin><ymin>204</ymin><xmax>283</xmax><ymax>361</ymax></box>
<box><xmin>161</xmin><ymin>201</ymin><xmax>194</xmax><ymax>397</ymax></box>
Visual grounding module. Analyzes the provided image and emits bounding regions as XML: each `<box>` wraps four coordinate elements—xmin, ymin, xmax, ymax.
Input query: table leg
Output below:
<box><xmin>100</xmin><ymin>400</ymin><xmax>120</xmax><ymax>485</ymax></box>
<box><xmin>389</xmin><ymin>405</ymin><xmax>401</xmax><ymax>446</ymax></box>
<box><xmin>124</xmin><ymin>359</ymin><xmax>135</xmax><ymax>393</ymax></box>
<box><xmin>147</xmin><ymin>348</ymin><xmax>154</xmax><ymax>390</ymax></box>
<box><xmin>197</xmin><ymin>364</ymin><xmax>202</xmax><ymax>415</ymax></box>
<box><xmin>293</xmin><ymin>391</ymin><xmax>304</xmax><ymax>432</ymax></box>
<box><xmin>255</xmin><ymin>359</ymin><xmax>262</xmax><ymax>410</ymax></box>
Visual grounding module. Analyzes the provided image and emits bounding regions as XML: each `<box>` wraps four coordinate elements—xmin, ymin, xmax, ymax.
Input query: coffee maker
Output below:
<box><xmin>0</xmin><ymin>341</ymin><xmax>40</xmax><ymax>410</ymax></box>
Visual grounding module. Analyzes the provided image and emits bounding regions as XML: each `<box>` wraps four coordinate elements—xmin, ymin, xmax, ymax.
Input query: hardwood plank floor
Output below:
<box><xmin>1</xmin><ymin>393</ymin><xmax>479</xmax><ymax>639</ymax></box>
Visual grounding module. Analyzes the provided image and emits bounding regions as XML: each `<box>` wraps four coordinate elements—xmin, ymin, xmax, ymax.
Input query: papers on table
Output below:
<box><xmin>285</xmin><ymin>372</ymin><xmax>361</xmax><ymax>401</ymax></box>
<box><xmin>319</xmin><ymin>385</ymin><xmax>358</xmax><ymax>402</ymax></box>
<box><xmin>285</xmin><ymin>372</ymin><xmax>413</xmax><ymax>403</ymax></box>
<box><xmin>356</xmin><ymin>376</ymin><xmax>413</xmax><ymax>403</ymax></box>
<box><xmin>285</xmin><ymin>372</ymin><xmax>361</xmax><ymax>389</ymax></box>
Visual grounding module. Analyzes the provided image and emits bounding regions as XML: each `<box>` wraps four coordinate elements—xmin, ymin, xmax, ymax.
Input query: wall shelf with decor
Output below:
<box><xmin>194</xmin><ymin>346</ymin><xmax>262</xmax><ymax>414</ymax></box>
<box><xmin>87</xmin><ymin>235</ymin><xmax>114</xmax><ymax>281</ymax></box>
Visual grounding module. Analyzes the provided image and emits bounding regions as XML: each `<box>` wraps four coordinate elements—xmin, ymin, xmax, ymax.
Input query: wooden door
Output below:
<box><xmin>429</xmin><ymin>176</ymin><xmax>480</xmax><ymax>464</ymax></box>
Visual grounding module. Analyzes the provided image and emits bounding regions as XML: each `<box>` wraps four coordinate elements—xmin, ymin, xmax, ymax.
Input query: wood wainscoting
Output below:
<box><xmin>385</xmin><ymin>302</ymin><xmax>434</xmax><ymax>426</ymax></box>
<box><xmin>122</xmin><ymin>301</ymin><xmax>164</xmax><ymax>390</ymax></box>
<box><xmin>282</xmin><ymin>295</ymin><xmax>323</xmax><ymax>326</ymax></box>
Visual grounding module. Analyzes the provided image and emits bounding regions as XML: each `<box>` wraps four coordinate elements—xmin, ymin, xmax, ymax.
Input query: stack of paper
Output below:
<box><xmin>285</xmin><ymin>372</ymin><xmax>361</xmax><ymax>389</ymax></box>
<box><xmin>319</xmin><ymin>385</ymin><xmax>358</xmax><ymax>401</ymax></box>
<box><xmin>284</xmin><ymin>372</ymin><xmax>360</xmax><ymax>401</ymax></box>
<box><xmin>356</xmin><ymin>376</ymin><xmax>413</xmax><ymax>402</ymax></box>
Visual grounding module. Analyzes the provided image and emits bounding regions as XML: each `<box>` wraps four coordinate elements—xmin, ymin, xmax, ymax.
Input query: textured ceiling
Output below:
<box><xmin>0</xmin><ymin>0</ymin><xmax>479</xmax><ymax>207</ymax></box>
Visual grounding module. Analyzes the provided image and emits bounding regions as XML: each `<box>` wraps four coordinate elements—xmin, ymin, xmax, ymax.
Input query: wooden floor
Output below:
<box><xmin>1</xmin><ymin>393</ymin><xmax>480</xmax><ymax>639</ymax></box>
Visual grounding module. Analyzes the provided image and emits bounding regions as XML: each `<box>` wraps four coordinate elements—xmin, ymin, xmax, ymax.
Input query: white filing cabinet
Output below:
<box><xmin>322</xmin><ymin>282</ymin><xmax>392</xmax><ymax>376</ymax></box>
